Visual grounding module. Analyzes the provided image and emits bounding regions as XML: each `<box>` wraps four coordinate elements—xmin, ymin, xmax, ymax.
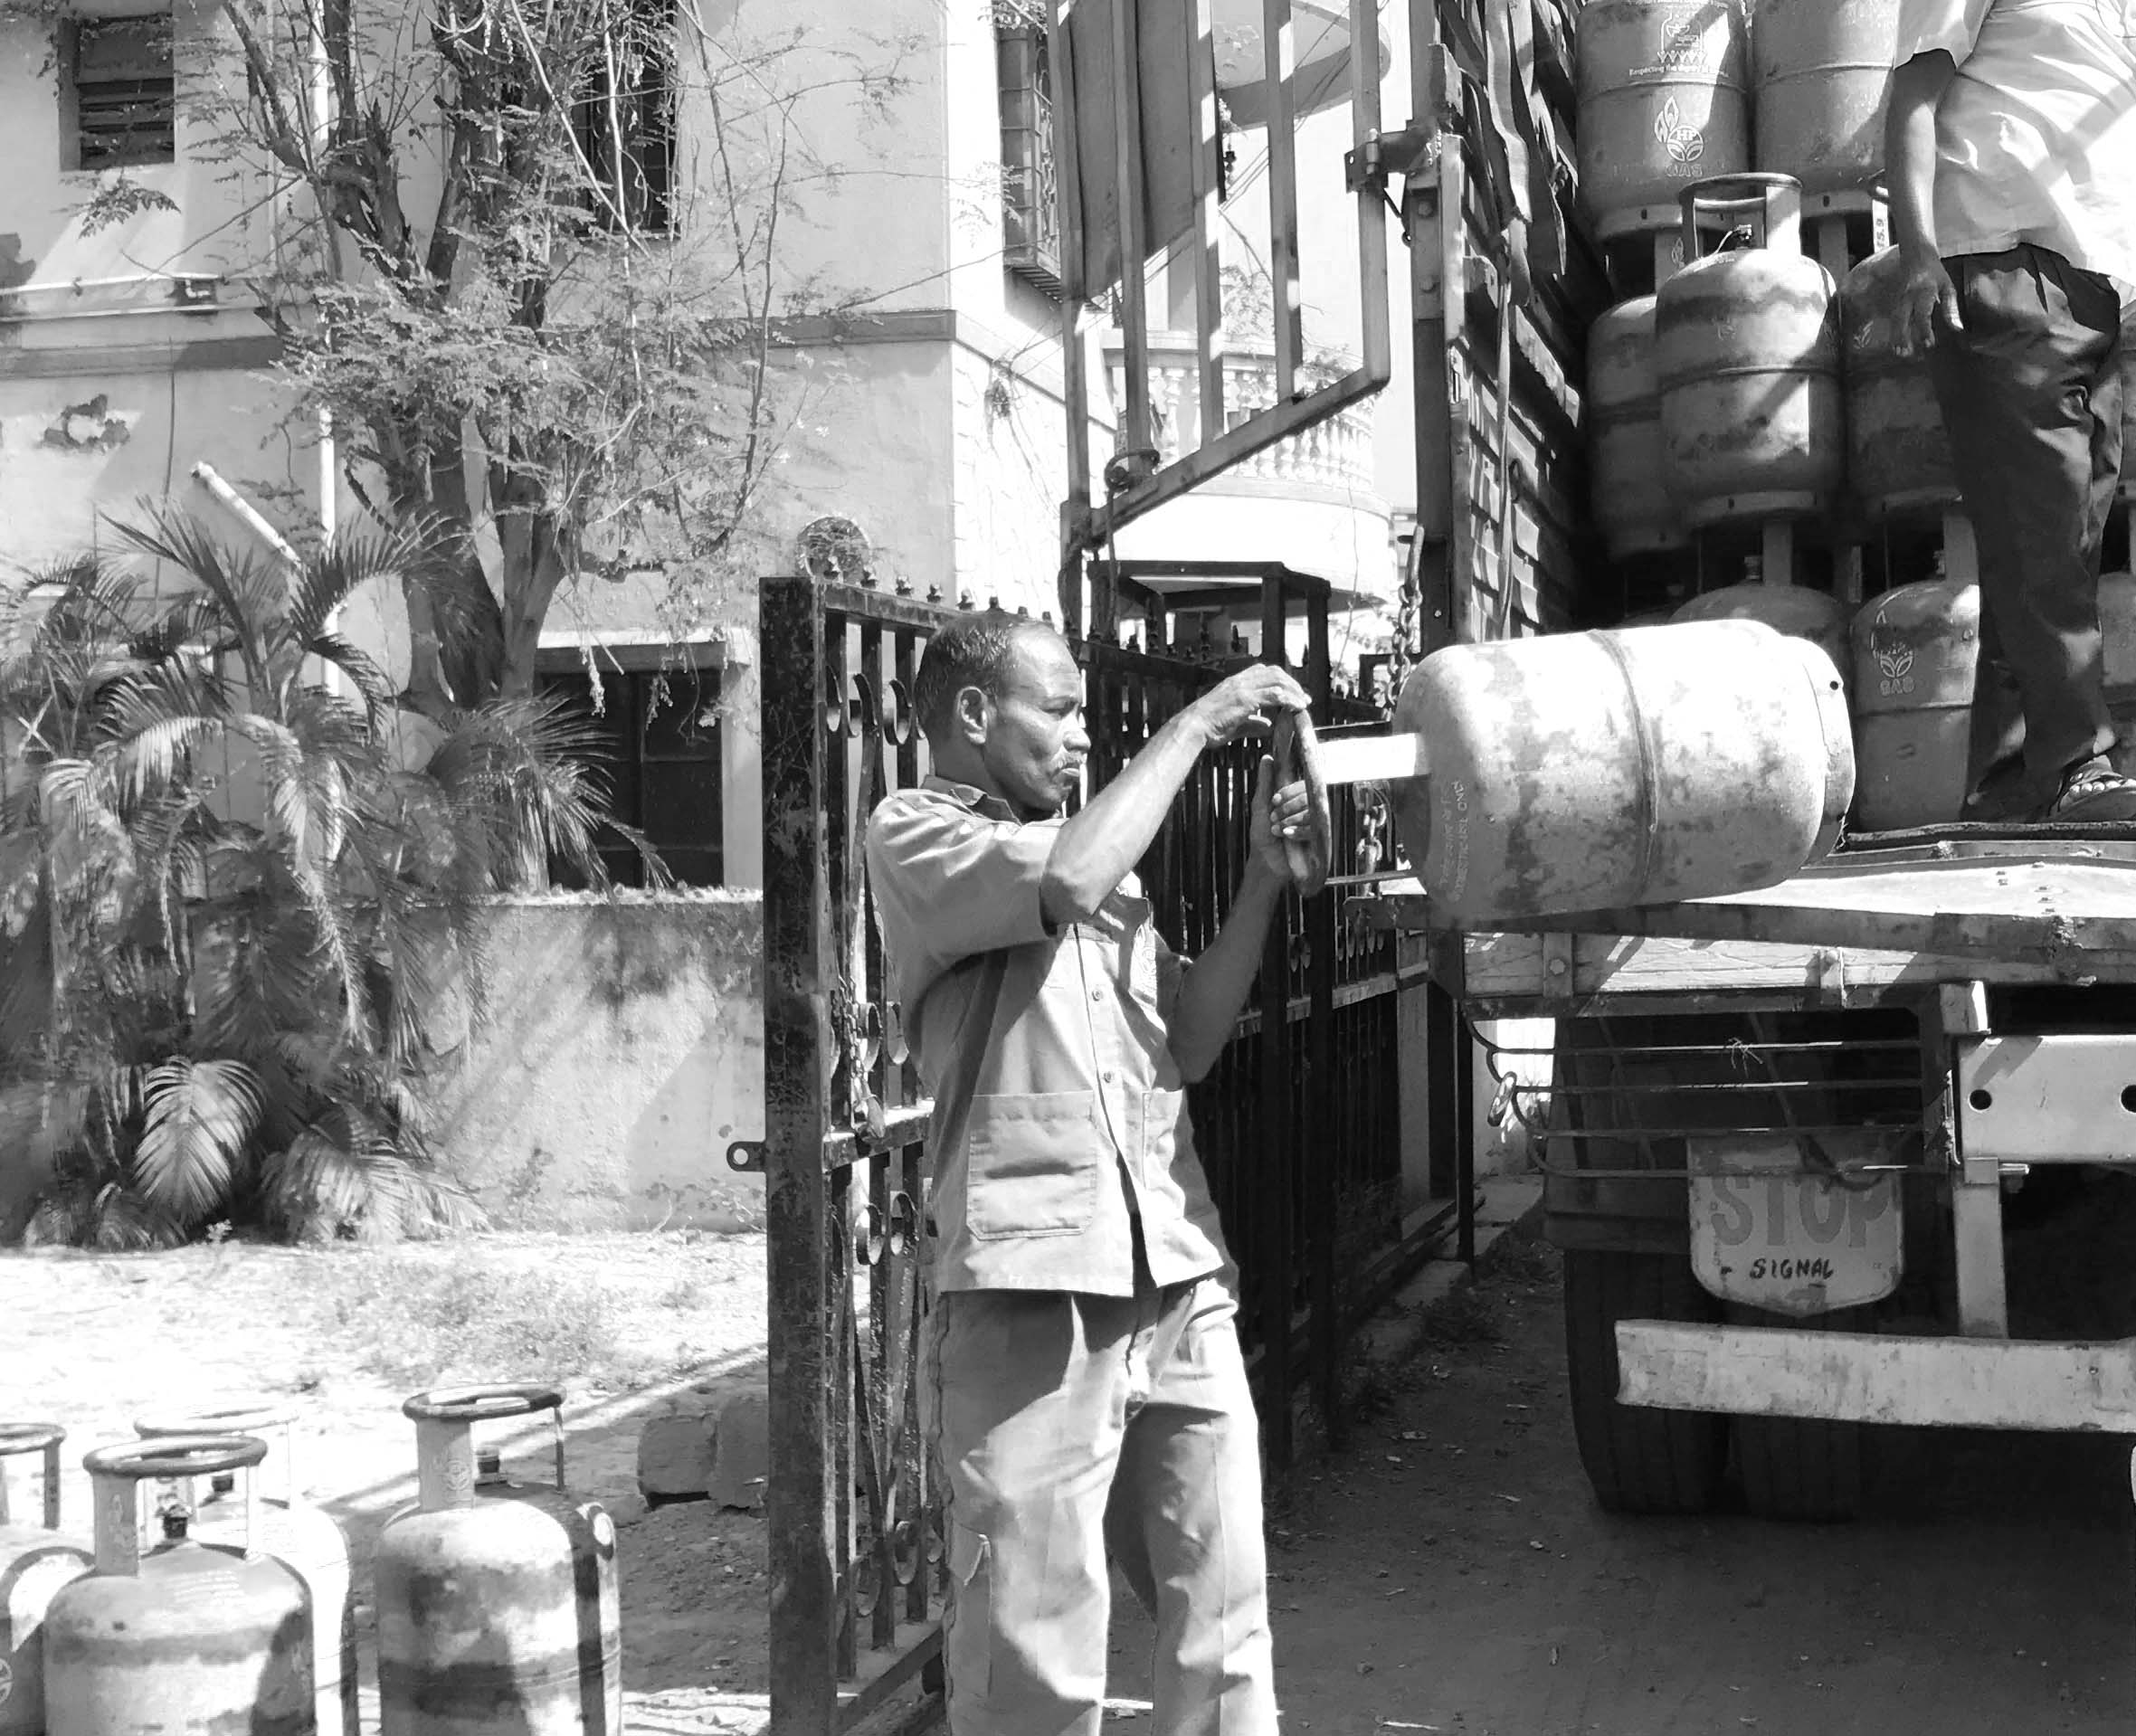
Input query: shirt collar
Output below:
<box><xmin>923</xmin><ymin>773</ymin><xmax>1021</xmax><ymax>824</ymax></box>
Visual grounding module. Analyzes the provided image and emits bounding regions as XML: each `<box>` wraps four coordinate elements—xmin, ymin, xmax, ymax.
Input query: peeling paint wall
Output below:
<box><xmin>423</xmin><ymin>893</ymin><xmax>766</xmax><ymax>1230</ymax></box>
<box><xmin>0</xmin><ymin>365</ymin><xmax>311</xmax><ymax>574</ymax></box>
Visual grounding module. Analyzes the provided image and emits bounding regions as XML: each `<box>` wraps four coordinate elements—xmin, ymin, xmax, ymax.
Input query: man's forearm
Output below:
<box><xmin>1166</xmin><ymin>864</ymin><xmax>1286</xmax><ymax>1082</ymax></box>
<box><xmin>1886</xmin><ymin>52</ymin><xmax>1954</xmax><ymax>261</ymax></box>
<box><xmin>1041</xmin><ymin>707</ymin><xmax>1211</xmax><ymax>924</ymax></box>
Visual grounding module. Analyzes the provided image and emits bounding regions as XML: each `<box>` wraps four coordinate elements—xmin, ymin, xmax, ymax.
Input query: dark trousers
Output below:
<box><xmin>1929</xmin><ymin>243</ymin><xmax>2124</xmax><ymax>811</ymax></box>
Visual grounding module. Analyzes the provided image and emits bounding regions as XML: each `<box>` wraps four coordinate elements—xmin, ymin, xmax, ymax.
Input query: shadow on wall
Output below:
<box><xmin>422</xmin><ymin>892</ymin><xmax>767</xmax><ymax>1231</ymax></box>
<box><xmin>0</xmin><ymin>233</ymin><xmax>33</xmax><ymax>291</ymax></box>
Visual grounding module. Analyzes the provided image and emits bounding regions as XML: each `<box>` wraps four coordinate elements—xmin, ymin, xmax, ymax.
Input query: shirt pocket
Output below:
<box><xmin>964</xmin><ymin>1091</ymin><xmax>1106</xmax><ymax>1239</ymax></box>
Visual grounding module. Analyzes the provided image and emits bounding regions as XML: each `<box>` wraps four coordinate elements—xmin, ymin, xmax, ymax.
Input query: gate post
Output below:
<box><xmin>760</xmin><ymin>574</ymin><xmax>839</xmax><ymax>1735</ymax></box>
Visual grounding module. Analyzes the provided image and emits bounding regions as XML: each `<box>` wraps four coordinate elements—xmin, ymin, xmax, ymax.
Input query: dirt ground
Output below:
<box><xmin>1106</xmin><ymin>1228</ymin><xmax>2136</xmax><ymax>1736</ymax></box>
<box><xmin>12</xmin><ymin>1218</ymin><xmax>2136</xmax><ymax>1735</ymax></box>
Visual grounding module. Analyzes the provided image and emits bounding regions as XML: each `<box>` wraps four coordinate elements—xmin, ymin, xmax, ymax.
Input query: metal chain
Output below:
<box><xmin>1382</xmin><ymin>530</ymin><xmax>1424</xmax><ymax>717</ymax></box>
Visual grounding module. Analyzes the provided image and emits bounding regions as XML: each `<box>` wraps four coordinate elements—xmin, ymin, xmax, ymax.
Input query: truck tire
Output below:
<box><xmin>1563</xmin><ymin>1247</ymin><xmax>1728</xmax><ymax>1514</ymax></box>
<box><xmin>1733</xmin><ymin>1412</ymin><xmax>1865</xmax><ymax>1523</ymax></box>
<box><xmin>1728</xmin><ymin>1304</ymin><xmax>1870</xmax><ymax>1522</ymax></box>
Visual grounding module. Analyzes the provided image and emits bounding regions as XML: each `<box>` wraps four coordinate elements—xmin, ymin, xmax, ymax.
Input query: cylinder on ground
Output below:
<box><xmin>1590</xmin><ymin>296</ymin><xmax>1688</xmax><ymax>557</ymax></box>
<box><xmin>45</xmin><ymin>1437</ymin><xmax>313</xmax><ymax>1736</ymax></box>
<box><xmin>0</xmin><ymin>1426</ymin><xmax>92</xmax><ymax>1736</ymax></box>
<box><xmin>132</xmin><ymin>1409</ymin><xmax>355</xmax><ymax>1736</ymax></box>
<box><xmin>1752</xmin><ymin>0</ymin><xmax>1901</xmax><ymax>202</ymax></box>
<box><xmin>1843</xmin><ymin>248</ymin><xmax>1959</xmax><ymax>520</ymax></box>
<box><xmin>1388</xmin><ymin>619</ymin><xmax>1854</xmax><ymax>921</ymax></box>
<box><xmin>375</xmin><ymin>1387</ymin><xmax>621</xmax><ymax>1736</ymax></box>
<box><xmin>1577</xmin><ymin>0</ymin><xmax>1750</xmax><ymax>240</ymax></box>
<box><xmin>1850</xmin><ymin>568</ymin><xmax>1979</xmax><ymax>830</ymax></box>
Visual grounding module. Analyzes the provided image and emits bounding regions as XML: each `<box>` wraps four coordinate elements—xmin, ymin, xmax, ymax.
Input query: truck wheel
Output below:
<box><xmin>1733</xmin><ymin>1412</ymin><xmax>1865</xmax><ymax>1523</ymax></box>
<box><xmin>1727</xmin><ymin>1304</ymin><xmax>1870</xmax><ymax>1522</ymax></box>
<box><xmin>1563</xmin><ymin>1247</ymin><xmax>1728</xmax><ymax>1514</ymax></box>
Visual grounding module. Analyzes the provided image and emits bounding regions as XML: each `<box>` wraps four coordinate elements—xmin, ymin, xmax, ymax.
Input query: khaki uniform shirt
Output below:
<box><xmin>1895</xmin><ymin>0</ymin><xmax>2136</xmax><ymax>293</ymax></box>
<box><xmin>865</xmin><ymin>777</ymin><xmax>1230</xmax><ymax>1295</ymax></box>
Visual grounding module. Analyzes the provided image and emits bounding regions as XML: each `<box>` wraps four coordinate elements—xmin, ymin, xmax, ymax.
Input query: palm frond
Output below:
<box><xmin>303</xmin><ymin>633</ymin><xmax>398</xmax><ymax>724</ymax></box>
<box><xmin>22</xmin><ymin>1181</ymin><xmax>185</xmax><ymax>1251</ymax></box>
<box><xmin>0</xmin><ymin>1077</ymin><xmax>94</xmax><ymax>1168</ymax></box>
<box><xmin>262</xmin><ymin>1112</ymin><xmax>483</xmax><ymax>1243</ymax></box>
<box><xmin>287</xmin><ymin>520</ymin><xmax>453</xmax><ymax>646</ymax></box>
<box><xmin>109</xmin><ymin>507</ymin><xmax>285</xmax><ymax>688</ymax></box>
<box><xmin>133</xmin><ymin>1056</ymin><xmax>263</xmax><ymax>1222</ymax></box>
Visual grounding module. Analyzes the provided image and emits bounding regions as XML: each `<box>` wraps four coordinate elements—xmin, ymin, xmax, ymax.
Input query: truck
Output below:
<box><xmin>1048</xmin><ymin>0</ymin><xmax>2136</xmax><ymax>1524</ymax></box>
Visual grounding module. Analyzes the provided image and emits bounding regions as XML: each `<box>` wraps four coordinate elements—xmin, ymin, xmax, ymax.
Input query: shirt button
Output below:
<box><xmin>1102</xmin><ymin>1069</ymin><xmax>1115</xmax><ymax>1083</ymax></box>
<box><xmin>1091</xmin><ymin>988</ymin><xmax>1104</xmax><ymax>1001</ymax></box>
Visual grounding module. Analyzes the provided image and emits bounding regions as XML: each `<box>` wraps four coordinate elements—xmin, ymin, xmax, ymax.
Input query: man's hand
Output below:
<box><xmin>1250</xmin><ymin>756</ymin><xmax>1316</xmax><ymax>885</ymax></box>
<box><xmin>1893</xmin><ymin>251</ymin><xmax>1963</xmax><ymax>357</ymax></box>
<box><xmin>1190</xmin><ymin>664</ymin><xmax>1311</xmax><ymax>745</ymax></box>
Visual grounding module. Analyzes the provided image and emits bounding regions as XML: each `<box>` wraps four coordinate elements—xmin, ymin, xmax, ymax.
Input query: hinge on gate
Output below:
<box><xmin>1346</xmin><ymin>127</ymin><xmax>1439</xmax><ymax>197</ymax></box>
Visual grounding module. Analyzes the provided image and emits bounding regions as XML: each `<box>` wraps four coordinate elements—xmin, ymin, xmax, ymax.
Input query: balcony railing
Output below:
<box><xmin>1103</xmin><ymin>332</ymin><xmax>1381</xmax><ymax>498</ymax></box>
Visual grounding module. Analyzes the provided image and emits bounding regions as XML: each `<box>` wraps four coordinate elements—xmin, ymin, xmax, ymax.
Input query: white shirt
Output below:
<box><xmin>1895</xmin><ymin>0</ymin><xmax>2136</xmax><ymax>291</ymax></box>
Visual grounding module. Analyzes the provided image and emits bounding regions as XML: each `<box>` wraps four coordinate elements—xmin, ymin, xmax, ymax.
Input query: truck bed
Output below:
<box><xmin>1360</xmin><ymin>834</ymin><xmax>2136</xmax><ymax>1016</ymax></box>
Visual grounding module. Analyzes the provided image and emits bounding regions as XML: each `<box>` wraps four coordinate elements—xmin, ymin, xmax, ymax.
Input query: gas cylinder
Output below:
<box><xmin>1576</xmin><ymin>0</ymin><xmax>1751</xmax><ymax>240</ymax></box>
<box><xmin>1386</xmin><ymin>618</ymin><xmax>1853</xmax><ymax>921</ymax></box>
<box><xmin>1658</xmin><ymin>175</ymin><xmax>1845</xmax><ymax>526</ymax></box>
<box><xmin>375</xmin><ymin>1385</ymin><xmax>621</xmax><ymax>1736</ymax></box>
<box><xmin>1589</xmin><ymin>296</ymin><xmax>1687</xmax><ymax>557</ymax></box>
<box><xmin>2103</xmin><ymin>571</ymin><xmax>2136</xmax><ymax>770</ymax></box>
<box><xmin>1842</xmin><ymin>247</ymin><xmax>1959</xmax><ymax>520</ymax></box>
<box><xmin>1674</xmin><ymin>557</ymin><xmax>1852</xmax><ymax>689</ymax></box>
<box><xmin>133</xmin><ymin>1406</ymin><xmax>354</xmax><ymax>1736</ymax></box>
<box><xmin>1850</xmin><ymin>556</ymin><xmax>1979</xmax><ymax>830</ymax></box>
<box><xmin>1752</xmin><ymin>0</ymin><xmax>1902</xmax><ymax>203</ymax></box>
<box><xmin>43</xmin><ymin>1436</ymin><xmax>313</xmax><ymax>1736</ymax></box>
<box><xmin>0</xmin><ymin>1425</ymin><xmax>92</xmax><ymax>1736</ymax></box>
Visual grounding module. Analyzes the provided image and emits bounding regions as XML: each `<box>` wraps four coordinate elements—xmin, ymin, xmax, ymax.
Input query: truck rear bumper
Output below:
<box><xmin>1616</xmin><ymin>1322</ymin><xmax>2136</xmax><ymax>1432</ymax></box>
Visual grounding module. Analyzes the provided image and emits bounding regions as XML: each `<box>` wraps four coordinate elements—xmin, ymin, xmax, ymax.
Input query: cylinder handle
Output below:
<box><xmin>403</xmin><ymin>1383</ymin><xmax>564</xmax><ymax>1422</ymax></box>
<box><xmin>84</xmin><ymin>1437</ymin><xmax>268</xmax><ymax>1482</ymax></box>
<box><xmin>404</xmin><ymin>1384</ymin><xmax>569</xmax><ymax>1511</ymax></box>
<box><xmin>0</xmin><ymin>1421</ymin><xmax>65</xmax><ymax>1532</ymax></box>
<box><xmin>1270</xmin><ymin>710</ymin><xmax>1333</xmax><ymax>898</ymax></box>
<box><xmin>134</xmin><ymin>1403</ymin><xmax>296</xmax><ymax>1435</ymax></box>
<box><xmin>1678</xmin><ymin>172</ymin><xmax>1803</xmax><ymax>261</ymax></box>
<box><xmin>136</xmin><ymin>1404</ymin><xmax>299</xmax><ymax>1508</ymax></box>
<box><xmin>84</xmin><ymin>1435</ymin><xmax>264</xmax><ymax>1574</ymax></box>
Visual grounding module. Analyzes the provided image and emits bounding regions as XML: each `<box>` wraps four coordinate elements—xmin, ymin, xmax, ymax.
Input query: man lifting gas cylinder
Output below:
<box><xmin>1886</xmin><ymin>0</ymin><xmax>2136</xmax><ymax>824</ymax></box>
<box><xmin>865</xmin><ymin>612</ymin><xmax>1322</xmax><ymax>1736</ymax></box>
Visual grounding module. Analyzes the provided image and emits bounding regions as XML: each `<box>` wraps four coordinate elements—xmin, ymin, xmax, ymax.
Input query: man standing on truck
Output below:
<box><xmin>1887</xmin><ymin>0</ymin><xmax>2136</xmax><ymax>822</ymax></box>
<box><xmin>866</xmin><ymin>611</ymin><xmax>1314</xmax><ymax>1736</ymax></box>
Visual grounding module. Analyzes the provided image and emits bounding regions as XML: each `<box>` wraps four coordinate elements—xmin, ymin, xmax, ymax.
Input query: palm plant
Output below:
<box><xmin>0</xmin><ymin>507</ymin><xmax>650</xmax><ymax>1247</ymax></box>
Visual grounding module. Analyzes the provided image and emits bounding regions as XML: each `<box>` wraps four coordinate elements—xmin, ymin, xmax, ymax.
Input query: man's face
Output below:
<box><xmin>973</xmin><ymin>630</ymin><xmax>1089</xmax><ymax>819</ymax></box>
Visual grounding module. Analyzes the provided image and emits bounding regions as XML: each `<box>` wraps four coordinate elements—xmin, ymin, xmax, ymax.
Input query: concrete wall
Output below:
<box><xmin>425</xmin><ymin>892</ymin><xmax>766</xmax><ymax>1230</ymax></box>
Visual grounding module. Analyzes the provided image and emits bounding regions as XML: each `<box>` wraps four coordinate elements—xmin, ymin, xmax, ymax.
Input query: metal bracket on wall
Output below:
<box><xmin>726</xmin><ymin>1140</ymin><xmax>765</xmax><ymax>1174</ymax></box>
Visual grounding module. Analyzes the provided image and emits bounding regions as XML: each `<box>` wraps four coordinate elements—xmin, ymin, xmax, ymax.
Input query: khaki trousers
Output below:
<box><xmin>926</xmin><ymin>1272</ymin><xmax>1277</xmax><ymax>1736</ymax></box>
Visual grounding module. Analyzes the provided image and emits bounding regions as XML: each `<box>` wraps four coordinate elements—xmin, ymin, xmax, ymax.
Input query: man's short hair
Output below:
<box><xmin>912</xmin><ymin>611</ymin><xmax>1051</xmax><ymax>742</ymax></box>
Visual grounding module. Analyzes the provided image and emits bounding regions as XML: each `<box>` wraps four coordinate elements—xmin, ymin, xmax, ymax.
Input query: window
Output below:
<box><xmin>996</xmin><ymin>8</ymin><xmax>1061</xmax><ymax>294</ymax></box>
<box><xmin>571</xmin><ymin>5</ymin><xmax>676</xmax><ymax>233</ymax></box>
<box><xmin>537</xmin><ymin>661</ymin><xmax>723</xmax><ymax>887</ymax></box>
<box><xmin>67</xmin><ymin>12</ymin><xmax>176</xmax><ymax>173</ymax></box>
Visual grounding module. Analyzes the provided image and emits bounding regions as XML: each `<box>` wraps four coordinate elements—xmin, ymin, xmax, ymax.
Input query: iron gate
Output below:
<box><xmin>753</xmin><ymin>569</ymin><xmax>1424</xmax><ymax>1735</ymax></box>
